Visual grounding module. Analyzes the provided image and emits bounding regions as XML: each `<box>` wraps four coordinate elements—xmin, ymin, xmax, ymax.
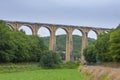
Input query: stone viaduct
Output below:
<box><xmin>5</xmin><ymin>20</ymin><xmax>111</xmax><ymax>62</ymax></box>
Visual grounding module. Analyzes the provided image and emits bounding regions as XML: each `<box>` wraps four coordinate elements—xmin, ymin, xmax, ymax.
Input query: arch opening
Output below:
<box><xmin>104</xmin><ymin>30</ymin><xmax>109</xmax><ymax>33</ymax></box>
<box><xmin>55</xmin><ymin>28</ymin><xmax>67</xmax><ymax>61</ymax></box>
<box><xmin>18</xmin><ymin>25</ymin><xmax>33</xmax><ymax>35</ymax></box>
<box><xmin>72</xmin><ymin>29</ymin><xmax>82</xmax><ymax>61</ymax></box>
<box><xmin>37</xmin><ymin>26</ymin><xmax>51</xmax><ymax>48</ymax></box>
<box><xmin>7</xmin><ymin>24</ymin><xmax>14</xmax><ymax>31</ymax></box>
<box><xmin>88</xmin><ymin>30</ymin><xmax>97</xmax><ymax>44</ymax></box>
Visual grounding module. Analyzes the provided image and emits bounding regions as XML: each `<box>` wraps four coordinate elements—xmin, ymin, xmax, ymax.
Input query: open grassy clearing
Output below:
<box><xmin>0</xmin><ymin>69</ymin><xmax>84</xmax><ymax>80</ymax></box>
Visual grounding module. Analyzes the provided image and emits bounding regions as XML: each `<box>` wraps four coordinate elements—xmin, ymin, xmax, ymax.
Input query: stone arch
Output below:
<box><xmin>88</xmin><ymin>29</ymin><xmax>97</xmax><ymax>43</ymax></box>
<box><xmin>72</xmin><ymin>29</ymin><xmax>83</xmax><ymax>60</ymax></box>
<box><xmin>37</xmin><ymin>25</ymin><xmax>51</xmax><ymax>37</ymax></box>
<box><xmin>18</xmin><ymin>25</ymin><xmax>33</xmax><ymax>35</ymax></box>
<box><xmin>104</xmin><ymin>30</ymin><xmax>109</xmax><ymax>33</ymax></box>
<box><xmin>55</xmin><ymin>27</ymin><xmax>68</xmax><ymax>35</ymax></box>
<box><xmin>37</xmin><ymin>26</ymin><xmax>51</xmax><ymax>49</ymax></box>
<box><xmin>55</xmin><ymin>27</ymin><xmax>68</xmax><ymax>60</ymax></box>
<box><xmin>92</xmin><ymin>29</ymin><xmax>99</xmax><ymax>35</ymax></box>
<box><xmin>72</xmin><ymin>29</ymin><xmax>83</xmax><ymax>61</ymax></box>
<box><xmin>72</xmin><ymin>28</ymin><xmax>83</xmax><ymax>36</ymax></box>
<box><xmin>6</xmin><ymin>23</ymin><xmax>14</xmax><ymax>30</ymax></box>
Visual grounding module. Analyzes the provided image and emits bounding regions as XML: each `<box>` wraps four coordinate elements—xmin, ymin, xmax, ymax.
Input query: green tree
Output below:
<box><xmin>109</xmin><ymin>25</ymin><xmax>120</xmax><ymax>62</ymax></box>
<box><xmin>94</xmin><ymin>33</ymin><xmax>111</xmax><ymax>62</ymax></box>
<box><xmin>27</xmin><ymin>36</ymin><xmax>48</xmax><ymax>62</ymax></box>
<box><xmin>0</xmin><ymin>21</ymin><xmax>15</xmax><ymax>62</ymax></box>
<box><xmin>83</xmin><ymin>44</ymin><xmax>96</xmax><ymax>63</ymax></box>
<box><xmin>40</xmin><ymin>51</ymin><xmax>61</xmax><ymax>69</ymax></box>
<box><xmin>0</xmin><ymin>20</ymin><xmax>48</xmax><ymax>63</ymax></box>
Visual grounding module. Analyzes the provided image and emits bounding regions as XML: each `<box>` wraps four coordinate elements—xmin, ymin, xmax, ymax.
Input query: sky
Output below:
<box><xmin>0</xmin><ymin>0</ymin><xmax>120</xmax><ymax>38</ymax></box>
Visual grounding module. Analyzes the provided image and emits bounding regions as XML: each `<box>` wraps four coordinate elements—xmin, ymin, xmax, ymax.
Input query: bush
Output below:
<box><xmin>39</xmin><ymin>51</ymin><xmax>61</xmax><ymax>69</ymax></box>
<box><xmin>60</xmin><ymin>61</ymin><xmax>80</xmax><ymax>69</ymax></box>
<box><xmin>83</xmin><ymin>44</ymin><xmax>96</xmax><ymax>64</ymax></box>
<box><xmin>0</xmin><ymin>20</ymin><xmax>48</xmax><ymax>63</ymax></box>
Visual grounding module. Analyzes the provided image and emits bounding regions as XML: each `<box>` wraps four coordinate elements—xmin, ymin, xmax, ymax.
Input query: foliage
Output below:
<box><xmin>0</xmin><ymin>63</ymin><xmax>41</xmax><ymax>73</ymax></box>
<box><xmin>39</xmin><ymin>51</ymin><xmax>61</xmax><ymax>69</ymax></box>
<box><xmin>60</xmin><ymin>61</ymin><xmax>80</xmax><ymax>69</ymax></box>
<box><xmin>0</xmin><ymin>21</ymin><xmax>80</xmax><ymax>68</ymax></box>
<box><xmin>84</xmin><ymin>32</ymin><xmax>111</xmax><ymax>63</ymax></box>
<box><xmin>83</xmin><ymin>44</ymin><xmax>96</xmax><ymax>63</ymax></box>
<box><xmin>94</xmin><ymin>33</ymin><xmax>111</xmax><ymax>62</ymax></box>
<box><xmin>0</xmin><ymin>20</ymin><xmax>48</xmax><ymax>63</ymax></box>
<box><xmin>83</xmin><ymin>24</ymin><xmax>120</xmax><ymax>63</ymax></box>
<box><xmin>0</xmin><ymin>69</ymin><xmax>84</xmax><ymax>80</ymax></box>
<box><xmin>83</xmin><ymin>32</ymin><xmax>111</xmax><ymax>63</ymax></box>
<box><xmin>109</xmin><ymin>25</ymin><xmax>120</xmax><ymax>62</ymax></box>
<box><xmin>0</xmin><ymin>21</ymin><xmax>14</xmax><ymax>62</ymax></box>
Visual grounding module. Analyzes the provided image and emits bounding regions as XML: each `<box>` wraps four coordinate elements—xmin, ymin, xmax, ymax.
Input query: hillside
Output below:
<box><xmin>42</xmin><ymin>35</ymin><xmax>95</xmax><ymax>60</ymax></box>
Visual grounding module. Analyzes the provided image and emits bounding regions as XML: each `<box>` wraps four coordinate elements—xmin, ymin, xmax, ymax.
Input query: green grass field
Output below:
<box><xmin>0</xmin><ymin>69</ymin><xmax>84</xmax><ymax>80</ymax></box>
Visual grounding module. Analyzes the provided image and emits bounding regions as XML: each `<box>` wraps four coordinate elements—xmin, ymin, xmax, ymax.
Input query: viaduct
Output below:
<box><xmin>5</xmin><ymin>20</ymin><xmax>111</xmax><ymax>62</ymax></box>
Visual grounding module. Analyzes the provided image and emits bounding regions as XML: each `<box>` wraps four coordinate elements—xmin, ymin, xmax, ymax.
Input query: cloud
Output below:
<box><xmin>0</xmin><ymin>0</ymin><xmax>119</xmax><ymax>29</ymax></box>
<box><xmin>51</xmin><ymin>0</ymin><xmax>118</xmax><ymax>8</ymax></box>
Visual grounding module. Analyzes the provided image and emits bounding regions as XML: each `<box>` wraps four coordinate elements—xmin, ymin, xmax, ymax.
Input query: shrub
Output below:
<box><xmin>83</xmin><ymin>44</ymin><xmax>96</xmax><ymax>64</ymax></box>
<box><xmin>61</xmin><ymin>61</ymin><xmax>80</xmax><ymax>69</ymax></box>
<box><xmin>39</xmin><ymin>51</ymin><xmax>61</xmax><ymax>69</ymax></box>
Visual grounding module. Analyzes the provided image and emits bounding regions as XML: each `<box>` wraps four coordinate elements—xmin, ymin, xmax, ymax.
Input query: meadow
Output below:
<box><xmin>0</xmin><ymin>69</ymin><xmax>84</xmax><ymax>80</ymax></box>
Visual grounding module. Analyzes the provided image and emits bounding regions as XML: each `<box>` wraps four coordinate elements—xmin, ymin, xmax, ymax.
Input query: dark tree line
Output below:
<box><xmin>84</xmin><ymin>25</ymin><xmax>120</xmax><ymax>63</ymax></box>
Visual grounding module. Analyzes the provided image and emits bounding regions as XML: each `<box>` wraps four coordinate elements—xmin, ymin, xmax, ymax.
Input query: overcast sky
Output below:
<box><xmin>0</xmin><ymin>0</ymin><xmax>120</xmax><ymax>29</ymax></box>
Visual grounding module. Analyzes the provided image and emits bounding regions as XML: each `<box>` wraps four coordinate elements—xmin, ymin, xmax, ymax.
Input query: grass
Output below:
<box><xmin>0</xmin><ymin>63</ymin><xmax>41</xmax><ymax>73</ymax></box>
<box><xmin>0</xmin><ymin>69</ymin><xmax>84</xmax><ymax>80</ymax></box>
<box><xmin>0</xmin><ymin>63</ymin><xmax>84</xmax><ymax>80</ymax></box>
<box><xmin>0</xmin><ymin>62</ymin><xmax>80</xmax><ymax>73</ymax></box>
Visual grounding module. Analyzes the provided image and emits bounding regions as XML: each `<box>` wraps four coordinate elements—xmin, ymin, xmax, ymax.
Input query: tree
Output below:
<box><xmin>109</xmin><ymin>25</ymin><xmax>120</xmax><ymax>62</ymax></box>
<box><xmin>0</xmin><ymin>20</ymin><xmax>15</xmax><ymax>62</ymax></box>
<box><xmin>83</xmin><ymin>44</ymin><xmax>96</xmax><ymax>63</ymax></box>
<box><xmin>0</xmin><ymin>20</ymin><xmax>48</xmax><ymax>63</ymax></box>
<box><xmin>40</xmin><ymin>51</ymin><xmax>61</xmax><ymax>68</ymax></box>
<box><xmin>94</xmin><ymin>33</ymin><xmax>111</xmax><ymax>62</ymax></box>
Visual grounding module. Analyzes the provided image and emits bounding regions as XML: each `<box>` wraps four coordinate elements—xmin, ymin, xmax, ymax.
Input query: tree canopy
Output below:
<box><xmin>0</xmin><ymin>21</ymin><xmax>61</xmax><ymax>65</ymax></box>
<box><xmin>109</xmin><ymin>25</ymin><xmax>120</xmax><ymax>62</ymax></box>
<box><xmin>83</xmin><ymin>25</ymin><xmax>120</xmax><ymax>63</ymax></box>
